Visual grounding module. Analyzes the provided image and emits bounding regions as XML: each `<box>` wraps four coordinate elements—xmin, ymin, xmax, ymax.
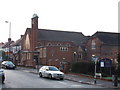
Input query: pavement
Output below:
<box><xmin>16</xmin><ymin>66</ymin><xmax>120</xmax><ymax>89</ymax></box>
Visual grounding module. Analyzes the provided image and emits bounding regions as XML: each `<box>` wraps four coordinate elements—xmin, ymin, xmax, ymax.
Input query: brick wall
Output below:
<box><xmin>86</xmin><ymin>37</ymin><xmax>119</xmax><ymax>63</ymax></box>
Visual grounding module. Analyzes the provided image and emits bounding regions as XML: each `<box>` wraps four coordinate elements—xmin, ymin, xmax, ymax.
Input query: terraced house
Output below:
<box><xmin>19</xmin><ymin>14</ymin><xmax>88</xmax><ymax>71</ymax></box>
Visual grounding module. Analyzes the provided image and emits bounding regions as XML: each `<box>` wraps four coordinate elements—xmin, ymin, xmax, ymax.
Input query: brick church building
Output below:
<box><xmin>20</xmin><ymin>14</ymin><xmax>88</xmax><ymax>70</ymax></box>
<box><xmin>86</xmin><ymin>31</ymin><xmax>120</xmax><ymax>63</ymax></box>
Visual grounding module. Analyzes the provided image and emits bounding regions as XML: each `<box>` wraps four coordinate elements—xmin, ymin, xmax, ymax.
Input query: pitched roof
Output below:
<box><xmin>2</xmin><ymin>41</ymin><xmax>14</xmax><ymax>48</ymax></box>
<box><xmin>37</xmin><ymin>29</ymin><xmax>87</xmax><ymax>45</ymax></box>
<box><xmin>0</xmin><ymin>43</ymin><xmax>4</xmax><ymax>47</ymax></box>
<box><xmin>11</xmin><ymin>38</ymin><xmax>22</xmax><ymax>46</ymax></box>
<box><xmin>93</xmin><ymin>31</ymin><xmax>120</xmax><ymax>45</ymax></box>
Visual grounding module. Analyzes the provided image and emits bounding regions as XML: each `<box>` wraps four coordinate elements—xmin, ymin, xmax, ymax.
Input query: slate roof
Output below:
<box><xmin>93</xmin><ymin>31</ymin><xmax>120</xmax><ymax>45</ymax></box>
<box><xmin>2</xmin><ymin>41</ymin><xmax>14</xmax><ymax>48</ymax></box>
<box><xmin>37</xmin><ymin>29</ymin><xmax>88</xmax><ymax>45</ymax></box>
<box><xmin>11</xmin><ymin>38</ymin><xmax>22</xmax><ymax>46</ymax></box>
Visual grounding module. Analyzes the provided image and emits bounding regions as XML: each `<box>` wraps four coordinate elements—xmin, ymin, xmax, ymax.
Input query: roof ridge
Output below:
<box><xmin>96</xmin><ymin>31</ymin><xmax>120</xmax><ymax>34</ymax></box>
<box><xmin>38</xmin><ymin>28</ymin><xmax>83</xmax><ymax>34</ymax></box>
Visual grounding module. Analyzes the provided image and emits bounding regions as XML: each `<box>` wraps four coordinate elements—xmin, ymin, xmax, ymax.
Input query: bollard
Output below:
<box><xmin>94</xmin><ymin>79</ymin><xmax>96</xmax><ymax>84</ymax></box>
<box><xmin>112</xmin><ymin>75</ymin><xmax>118</xmax><ymax>87</ymax></box>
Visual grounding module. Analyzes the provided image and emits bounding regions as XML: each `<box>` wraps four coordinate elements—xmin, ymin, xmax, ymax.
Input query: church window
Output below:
<box><xmin>91</xmin><ymin>39</ymin><xmax>96</xmax><ymax>49</ymax></box>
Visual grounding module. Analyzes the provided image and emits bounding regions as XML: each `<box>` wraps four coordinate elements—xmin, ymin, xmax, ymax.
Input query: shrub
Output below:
<box><xmin>117</xmin><ymin>65</ymin><xmax>120</xmax><ymax>77</ymax></box>
<box><xmin>71</xmin><ymin>60</ymin><xmax>120</xmax><ymax>77</ymax></box>
<box><xmin>71</xmin><ymin>61</ymin><xmax>95</xmax><ymax>75</ymax></box>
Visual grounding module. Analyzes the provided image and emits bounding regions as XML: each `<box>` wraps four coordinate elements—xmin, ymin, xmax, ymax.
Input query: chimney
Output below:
<box><xmin>21</xmin><ymin>35</ymin><xmax>24</xmax><ymax>38</ymax></box>
<box><xmin>31</xmin><ymin>14</ymin><xmax>39</xmax><ymax>50</ymax></box>
<box><xmin>8</xmin><ymin>38</ymin><xmax>11</xmax><ymax>43</ymax></box>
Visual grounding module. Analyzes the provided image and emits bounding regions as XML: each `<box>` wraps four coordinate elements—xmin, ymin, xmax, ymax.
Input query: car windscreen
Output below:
<box><xmin>6</xmin><ymin>61</ymin><xmax>14</xmax><ymax>65</ymax></box>
<box><xmin>49</xmin><ymin>67</ymin><xmax>59</xmax><ymax>71</ymax></box>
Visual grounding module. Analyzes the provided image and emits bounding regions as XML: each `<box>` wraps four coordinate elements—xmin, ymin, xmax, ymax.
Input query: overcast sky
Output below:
<box><xmin>0</xmin><ymin>0</ymin><xmax>119</xmax><ymax>42</ymax></box>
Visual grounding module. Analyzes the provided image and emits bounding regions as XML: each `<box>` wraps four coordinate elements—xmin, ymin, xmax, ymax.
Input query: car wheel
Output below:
<box><xmin>4</xmin><ymin>66</ymin><xmax>7</xmax><ymax>69</ymax></box>
<box><xmin>48</xmin><ymin>74</ymin><xmax>52</xmax><ymax>79</ymax></box>
<box><xmin>39</xmin><ymin>73</ymin><xmax>42</xmax><ymax>77</ymax></box>
<box><xmin>2</xmin><ymin>75</ymin><xmax>5</xmax><ymax>84</ymax></box>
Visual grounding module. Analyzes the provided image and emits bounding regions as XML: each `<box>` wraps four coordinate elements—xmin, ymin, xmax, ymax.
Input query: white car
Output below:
<box><xmin>39</xmin><ymin>66</ymin><xmax>64</xmax><ymax>80</ymax></box>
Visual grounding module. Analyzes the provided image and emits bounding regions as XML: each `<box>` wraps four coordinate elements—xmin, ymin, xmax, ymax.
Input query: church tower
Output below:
<box><xmin>31</xmin><ymin>14</ymin><xmax>39</xmax><ymax>51</ymax></box>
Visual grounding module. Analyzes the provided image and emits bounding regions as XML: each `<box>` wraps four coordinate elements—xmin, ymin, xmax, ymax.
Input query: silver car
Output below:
<box><xmin>39</xmin><ymin>66</ymin><xmax>64</xmax><ymax>80</ymax></box>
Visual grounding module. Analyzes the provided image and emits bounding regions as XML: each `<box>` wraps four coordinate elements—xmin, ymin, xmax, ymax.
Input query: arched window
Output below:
<box><xmin>91</xmin><ymin>39</ymin><xmax>96</xmax><ymax>49</ymax></box>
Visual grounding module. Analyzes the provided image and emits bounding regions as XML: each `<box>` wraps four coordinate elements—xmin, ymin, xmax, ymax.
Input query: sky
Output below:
<box><xmin>0</xmin><ymin>0</ymin><xmax>119</xmax><ymax>42</ymax></box>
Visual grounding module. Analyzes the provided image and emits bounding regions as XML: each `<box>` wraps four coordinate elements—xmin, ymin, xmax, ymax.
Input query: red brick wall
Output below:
<box><xmin>86</xmin><ymin>37</ymin><xmax>102</xmax><ymax>60</ymax></box>
<box><xmin>20</xmin><ymin>15</ymin><xmax>39</xmax><ymax>67</ymax></box>
<box><xmin>31</xmin><ymin>16</ymin><xmax>38</xmax><ymax>51</ymax></box>
<box><xmin>37</xmin><ymin>41</ymin><xmax>76</xmax><ymax>68</ymax></box>
<box><xmin>86</xmin><ymin>37</ymin><xmax>119</xmax><ymax>62</ymax></box>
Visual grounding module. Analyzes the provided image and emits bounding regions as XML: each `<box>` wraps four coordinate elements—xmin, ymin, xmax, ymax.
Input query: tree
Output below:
<box><xmin>118</xmin><ymin>51</ymin><xmax>120</xmax><ymax>65</ymax></box>
<box><xmin>0</xmin><ymin>50</ymin><xmax>6</xmax><ymax>60</ymax></box>
<box><xmin>117</xmin><ymin>51</ymin><xmax>120</xmax><ymax>76</ymax></box>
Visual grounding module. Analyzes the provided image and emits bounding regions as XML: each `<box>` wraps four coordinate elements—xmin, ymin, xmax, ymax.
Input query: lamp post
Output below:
<box><xmin>5</xmin><ymin>21</ymin><xmax>11</xmax><ymax>39</ymax></box>
<box><xmin>74</xmin><ymin>52</ymin><xmax>77</xmax><ymax>61</ymax></box>
<box><xmin>5</xmin><ymin>21</ymin><xmax>11</xmax><ymax>61</ymax></box>
<box><xmin>92</xmin><ymin>54</ymin><xmax>98</xmax><ymax>84</ymax></box>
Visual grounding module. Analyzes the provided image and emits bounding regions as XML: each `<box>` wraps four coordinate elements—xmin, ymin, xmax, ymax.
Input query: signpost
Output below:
<box><xmin>92</xmin><ymin>55</ymin><xmax>99</xmax><ymax>84</ymax></box>
<box><xmin>100</xmin><ymin>61</ymin><xmax>104</xmax><ymax>67</ymax></box>
<box><xmin>99</xmin><ymin>58</ymin><xmax>118</xmax><ymax>87</ymax></box>
<box><xmin>100</xmin><ymin>58</ymin><xmax>112</xmax><ymax>68</ymax></box>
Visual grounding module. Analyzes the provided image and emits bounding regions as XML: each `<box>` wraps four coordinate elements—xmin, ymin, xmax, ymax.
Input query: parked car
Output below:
<box><xmin>1</xmin><ymin>61</ymin><xmax>16</xmax><ymax>69</ymax></box>
<box><xmin>39</xmin><ymin>66</ymin><xmax>64</xmax><ymax>80</ymax></box>
<box><xmin>0</xmin><ymin>69</ymin><xmax>5</xmax><ymax>84</ymax></box>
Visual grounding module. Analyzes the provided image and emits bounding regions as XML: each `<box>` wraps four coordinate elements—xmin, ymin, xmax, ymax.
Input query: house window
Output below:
<box><xmin>39</xmin><ymin>48</ymin><xmax>46</xmax><ymax>58</ymax></box>
<box><xmin>91</xmin><ymin>39</ymin><xmax>96</xmax><ymax>49</ymax></box>
<box><xmin>39</xmin><ymin>43</ymin><xmax>42</xmax><ymax>46</ymax></box>
<box><xmin>60</xmin><ymin>47</ymin><xmax>68</xmax><ymax>51</ymax></box>
<box><xmin>27</xmin><ymin>53</ymin><xmax>31</xmax><ymax>60</ymax></box>
<box><xmin>25</xmin><ymin>34</ymin><xmax>30</xmax><ymax>49</ymax></box>
<box><xmin>57</xmin><ymin>43</ymin><xmax>61</xmax><ymax>46</ymax></box>
<box><xmin>39</xmin><ymin>48</ymin><xmax>42</xmax><ymax>58</ymax></box>
<box><xmin>78</xmin><ymin>53</ymin><xmax>82</xmax><ymax>59</ymax></box>
<box><xmin>43</xmin><ymin>48</ymin><xmax>46</xmax><ymax>58</ymax></box>
<box><xmin>65</xmin><ymin>43</ymin><xmax>71</xmax><ymax>47</ymax></box>
<box><xmin>47</xmin><ymin>43</ymin><xmax>52</xmax><ymax>46</ymax></box>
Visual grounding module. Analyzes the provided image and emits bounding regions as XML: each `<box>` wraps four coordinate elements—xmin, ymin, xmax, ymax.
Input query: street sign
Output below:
<box><xmin>100</xmin><ymin>58</ymin><xmax>112</xmax><ymax>68</ymax></box>
<box><xmin>100</xmin><ymin>62</ymin><xmax>104</xmax><ymax>67</ymax></box>
<box><xmin>92</xmin><ymin>56</ymin><xmax>99</xmax><ymax>61</ymax></box>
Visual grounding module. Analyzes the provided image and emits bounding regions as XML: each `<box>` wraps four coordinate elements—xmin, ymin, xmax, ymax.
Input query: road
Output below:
<box><xmin>1</xmin><ymin>69</ymin><xmax>104</xmax><ymax>88</ymax></box>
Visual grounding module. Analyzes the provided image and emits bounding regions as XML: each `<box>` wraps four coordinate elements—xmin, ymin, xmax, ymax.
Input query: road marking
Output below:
<box><xmin>58</xmin><ymin>81</ymin><xmax>67</xmax><ymax>85</ymax></box>
<box><xmin>71</xmin><ymin>85</ymin><xmax>82</xmax><ymax>87</ymax></box>
<box><xmin>68</xmin><ymin>85</ymin><xmax>83</xmax><ymax>88</ymax></box>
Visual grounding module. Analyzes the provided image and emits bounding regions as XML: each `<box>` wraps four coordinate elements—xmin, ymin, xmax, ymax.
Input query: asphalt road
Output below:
<box><xmin>1</xmin><ymin>69</ymin><xmax>104</xmax><ymax>88</ymax></box>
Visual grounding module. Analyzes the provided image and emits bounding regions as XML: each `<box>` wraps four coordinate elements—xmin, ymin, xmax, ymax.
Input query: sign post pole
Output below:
<box><xmin>92</xmin><ymin>55</ymin><xmax>98</xmax><ymax>84</ymax></box>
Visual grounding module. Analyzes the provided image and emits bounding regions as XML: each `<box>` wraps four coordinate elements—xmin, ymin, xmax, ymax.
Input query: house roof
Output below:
<box><xmin>93</xmin><ymin>31</ymin><xmax>120</xmax><ymax>45</ymax></box>
<box><xmin>37</xmin><ymin>29</ymin><xmax>88</xmax><ymax>46</ymax></box>
<box><xmin>0</xmin><ymin>43</ymin><xmax>4</xmax><ymax>46</ymax></box>
<box><xmin>11</xmin><ymin>38</ymin><xmax>22</xmax><ymax>46</ymax></box>
<box><xmin>2</xmin><ymin>41</ymin><xmax>14</xmax><ymax>48</ymax></box>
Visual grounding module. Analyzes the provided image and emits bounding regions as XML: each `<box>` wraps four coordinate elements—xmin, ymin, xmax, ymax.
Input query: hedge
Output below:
<box><xmin>71</xmin><ymin>61</ymin><xmax>95</xmax><ymax>75</ymax></box>
<box><xmin>71</xmin><ymin>61</ymin><xmax>120</xmax><ymax>77</ymax></box>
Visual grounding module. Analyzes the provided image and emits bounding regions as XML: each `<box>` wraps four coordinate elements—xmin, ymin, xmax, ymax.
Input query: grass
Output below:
<box><xmin>70</xmin><ymin>72</ymin><xmax>120</xmax><ymax>81</ymax></box>
<box><xmin>103</xmin><ymin>77</ymin><xmax>120</xmax><ymax>80</ymax></box>
<box><xmin>80</xmin><ymin>73</ymin><xmax>120</xmax><ymax>81</ymax></box>
<box><xmin>103</xmin><ymin>77</ymin><xmax>112</xmax><ymax>80</ymax></box>
<box><xmin>80</xmin><ymin>73</ymin><xmax>93</xmax><ymax>77</ymax></box>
